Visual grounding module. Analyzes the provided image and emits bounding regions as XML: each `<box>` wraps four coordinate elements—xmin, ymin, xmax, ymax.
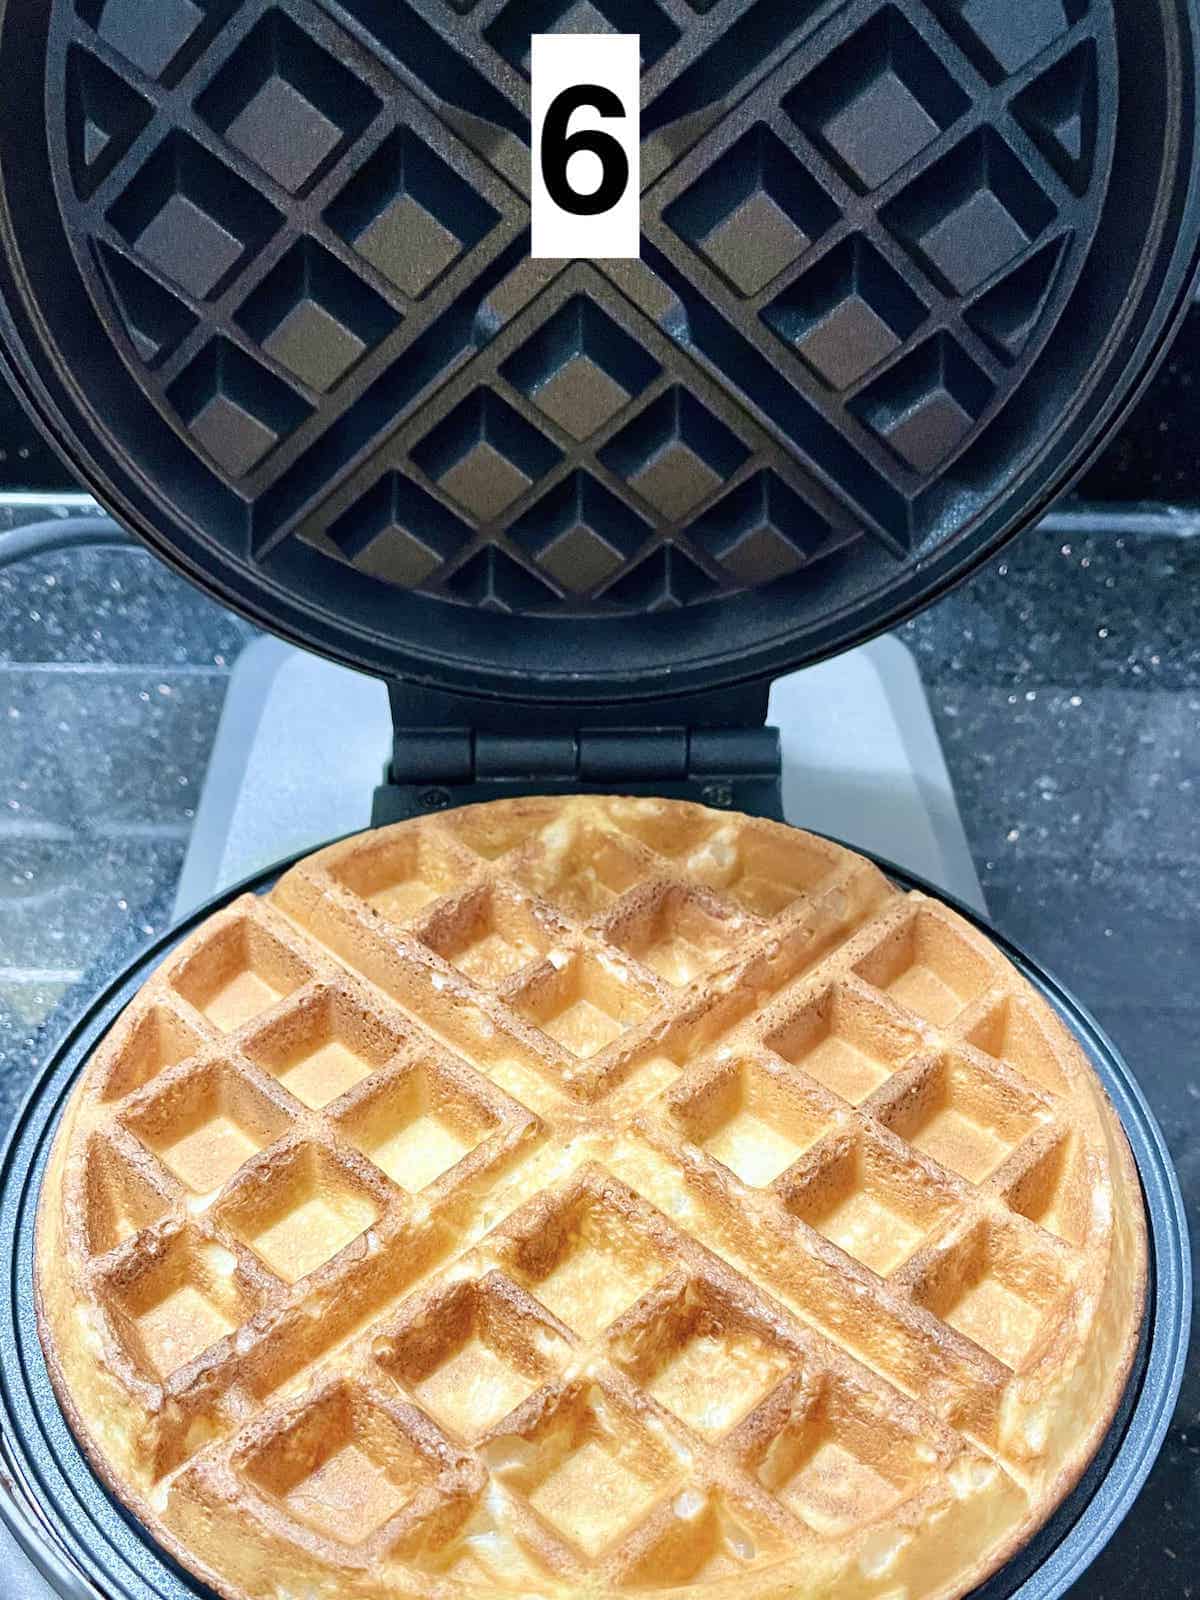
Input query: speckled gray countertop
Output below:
<box><xmin>0</xmin><ymin>504</ymin><xmax>1196</xmax><ymax>1598</ymax></box>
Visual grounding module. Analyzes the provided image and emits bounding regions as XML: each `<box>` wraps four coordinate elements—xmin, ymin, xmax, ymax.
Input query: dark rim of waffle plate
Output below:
<box><xmin>0</xmin><ymin>1</ymin><xmax>1197</xmax><ymax>701</ymax></box>
<box><xmin>0</xmin><ymin>843</ymin><xmax>1188</xmax><ymax>1600</ymax></box>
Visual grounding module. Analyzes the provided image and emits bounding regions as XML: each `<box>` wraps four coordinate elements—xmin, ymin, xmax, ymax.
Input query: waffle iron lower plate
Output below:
<box><xmin>0</xmin><ymin>845</ymin><xmax>1187</xmax><ymax>1600</ymax></box>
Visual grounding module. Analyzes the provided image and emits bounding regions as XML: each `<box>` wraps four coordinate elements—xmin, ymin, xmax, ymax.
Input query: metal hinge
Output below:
<box><xmin>371</xmin><ymin>723</ymin><xmax>783</xmax><ymax>824</ymax></box>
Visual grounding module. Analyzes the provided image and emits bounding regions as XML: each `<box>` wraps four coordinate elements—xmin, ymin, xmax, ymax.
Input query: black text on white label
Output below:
<box><xmin>531</xmin><ymin>34</ymin><xmax>640</xmax><ymax>259</ymax></box>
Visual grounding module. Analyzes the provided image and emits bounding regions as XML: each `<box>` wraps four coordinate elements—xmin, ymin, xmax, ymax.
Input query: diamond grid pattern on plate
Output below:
<box><xmin>56</xmin><ymin>0</ymin><xmax>1113</xmax><ymax>615</ymax></box>
<box><xmin>67</xmin><ymin>798</ymin><xmax>1105</xmax><ymax>1589</ymax></box>
<box><xmin>299</xmin><ymin>267</ymin><xmax>858</xmax><ymax>609</ymax></box>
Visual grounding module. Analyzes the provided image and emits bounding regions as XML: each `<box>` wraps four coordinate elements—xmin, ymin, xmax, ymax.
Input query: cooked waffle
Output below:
<box><xmin>37</xmin><ymin>798</ymin><xmax>1145</xmax><ymax>1600</ymax></box>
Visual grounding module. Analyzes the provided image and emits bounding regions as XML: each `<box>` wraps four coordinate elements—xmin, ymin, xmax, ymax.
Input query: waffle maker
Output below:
<box><xmin>0</xmin><ymin>2</ymin><xmax>1196</xmax><ymax>1596</ymax></box>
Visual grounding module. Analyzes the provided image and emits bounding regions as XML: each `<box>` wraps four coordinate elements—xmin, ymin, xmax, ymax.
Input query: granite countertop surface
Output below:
<box><xmin>0</xmin><ymin>505</ymin><xmax>1196</xmax><ymax>1597</ymax></box>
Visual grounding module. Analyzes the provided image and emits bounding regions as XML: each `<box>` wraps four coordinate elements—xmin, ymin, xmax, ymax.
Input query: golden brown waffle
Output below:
<box><xmin>36</xmin><ymin>798</ymin><xmax>1145</xmax><ymax>1600</ymax></box>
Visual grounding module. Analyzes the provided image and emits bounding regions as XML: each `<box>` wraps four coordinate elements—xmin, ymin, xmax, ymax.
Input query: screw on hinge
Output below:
<box><xmin>417</xmin><ymin>786</ymin><xmax>453</xmax><ymax>811</ymax></box>
<box><xmin>701</xmin><ymin>781</ymin><xmax>734</xmax><ymax>808</ymax></box>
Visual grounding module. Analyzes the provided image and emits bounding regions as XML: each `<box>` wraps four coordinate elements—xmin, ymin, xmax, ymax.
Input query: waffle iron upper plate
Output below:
<box><xmin>0</xmin><ymin>0</ymin><xmax>1197</xmax><ymax>701</ymax></box>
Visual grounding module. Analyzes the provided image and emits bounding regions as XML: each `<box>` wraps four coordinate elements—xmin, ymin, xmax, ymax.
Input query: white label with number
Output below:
<box><xmin>530</xmin><ymin>34</ymin><xmax>641</xmax><ymax>260</ymax></box>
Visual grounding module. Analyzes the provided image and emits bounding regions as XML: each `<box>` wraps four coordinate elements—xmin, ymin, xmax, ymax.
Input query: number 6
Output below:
<box><xmin>541</xmin><ymin>85</ymin><xmax>631</xmax><ymax>218</ymax></box>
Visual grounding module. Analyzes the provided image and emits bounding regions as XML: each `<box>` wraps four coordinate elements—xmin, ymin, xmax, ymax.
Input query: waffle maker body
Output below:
<box><xmin>0</xmin><ymin>1</ymin><xmax>1197</xmax><ymax>1595</ymax></box>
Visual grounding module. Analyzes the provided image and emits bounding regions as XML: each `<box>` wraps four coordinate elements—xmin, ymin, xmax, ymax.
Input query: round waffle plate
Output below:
<box><xmin>0</xmin><ymin>1</ymin><xmax>1198</xmax><ymax>700</ymax></box>
<box><xmin>0</xmin><ymin>850</ymin><xmax>1188</xmax><ymax>1600</ymax></box>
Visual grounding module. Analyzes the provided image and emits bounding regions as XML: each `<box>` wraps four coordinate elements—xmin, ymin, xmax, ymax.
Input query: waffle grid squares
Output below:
<box><xmin>744</xmin><ymin>1363</ymin><xmax>945</xmax><ymax>1537</ymax></box>
<box><xmin>119</xmin><ymin>1052</ymin><xmax>291</xmax><ymax>1194</ymax></box>
<box><xmin>55</xmin><ymin>0</ymin><xmax>1115</xmax><ymax>615</ymax></box>
<box><xmin>234</xmin><ymin>1373</ymin><xmax>473</xmax><ymax>1550</ymax></box>
<box><xmin>44</xmin><ymin>800</ymin><xmax>1140</xmax><ymax>1598</ymax></box>
<box><xmin>376</xmin><ymin>1269</ymin><xmax>573</xmax><ymax>1441</ymax></box>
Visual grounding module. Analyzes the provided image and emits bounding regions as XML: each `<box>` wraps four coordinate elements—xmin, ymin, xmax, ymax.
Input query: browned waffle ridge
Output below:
<box><xmin>36</xmin><ymin>798</ymin><xmax>1145</xmax><ymax>1600</ymax></box>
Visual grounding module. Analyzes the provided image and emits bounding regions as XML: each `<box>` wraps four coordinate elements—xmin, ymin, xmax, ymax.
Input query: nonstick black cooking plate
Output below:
<box><xmin>0</xmin><ymin>1</ymin><xmax>1196</xmax><ymax>701</ymax></box>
